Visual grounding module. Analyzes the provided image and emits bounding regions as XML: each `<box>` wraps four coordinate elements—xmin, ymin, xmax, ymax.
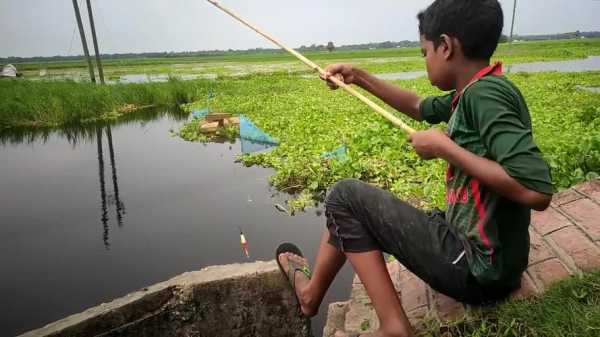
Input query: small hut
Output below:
<box><xmin>1</xmin><ymin>64</ymin><xmax>20</xmax><ymax>77</ymax></box>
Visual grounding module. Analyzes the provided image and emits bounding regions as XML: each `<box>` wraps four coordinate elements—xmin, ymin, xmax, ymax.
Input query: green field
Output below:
<box><xmin>12</xmin><ymin>38</ymin><xmax>600</xmax><ymax>79</ymax></box>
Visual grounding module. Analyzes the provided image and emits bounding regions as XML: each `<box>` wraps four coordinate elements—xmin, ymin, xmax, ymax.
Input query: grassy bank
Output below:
<box><xmin>0</xmin><ymin>79</ymin><xmax>208</xmax><ymax>129</ymax></box>
<box><xmin>0</xmin><ymin>106</ymin><xmax>187</xmax><ymax>146</ymax></box>
<box><xmin>421</xmin><ymin>270</ymin><xmax>600</xmax><ymax>337</ymax></box>
<box><xmin>180</xmin><ymin>71</ymin><xmax>600</xmax><ymax>209</ymax></box>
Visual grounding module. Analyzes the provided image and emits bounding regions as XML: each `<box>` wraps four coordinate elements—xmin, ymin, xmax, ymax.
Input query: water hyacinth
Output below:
<box><xmin>180</xmin><ymin>71</ymin><xmax>600</xmax><ymax>211</ymax></box>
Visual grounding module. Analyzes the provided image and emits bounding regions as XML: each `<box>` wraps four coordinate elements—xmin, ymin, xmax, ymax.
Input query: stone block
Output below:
<box><xmin>406</xmin><ymin>305</ymin><xmax>429</xmax><ymax>328</ymax></box>
<box><xmin>511</xmin><ymin>272</ymin><xmax>540</xmax><ymax>299</ymax></box>
<box><xmin>548</xmin><ymin>227</ymin><xmax>600</xmax><ymax>272</ymax></box>
<box><xmin>561</xmin><ymin>198</ymin><xmax>600</xmax><ymax>241</ymax></box>
<box><xmin>531</xmin><ymin>207</ymin><xmax>573</xmax><ymax>236</ymax></box>
<box><xmin>552</xmin><ymin>188</ymin><xmax>584</xmax><ymax>206</ymax></box>
<box><xmin>205</xmin><ymin>112</ymin><xmax>232</xmax><ymax>122</ymax></box>
<box><xmin>573</xmin><ymin>179</ymin><xmax>600</xmax><ymax>203</ymax></box>
<box><xmin>528</xmin><ymin>258</ymin><xmax>571</xmax><ymax>289</ymax></box>
<box><xmin>431</xmin><ymin>290</ymin><xmax>465</xmax><ymax>321</ymax></box>
<box><xmin>528</xmin><ymin>228</ymin><xmax>555</xmax><ymax>266</ymax></box>
<box><xmin>398</xmin><ymin>270</ymin><xmax>428</xmax><ymax>312</ymax></box>
<box><xmin>199</xmin><ymin>121</ymin><xmax>219</xmax><ymax>133</ymax></box>
<box><xmin>386</xmin><ymin>260</ymin><xmax>402</xmax><ymax>292</ymax></box>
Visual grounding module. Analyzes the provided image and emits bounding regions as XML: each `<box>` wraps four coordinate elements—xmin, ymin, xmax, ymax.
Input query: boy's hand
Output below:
<box><xmin>409</xmin><ymin>129</ymin><xmax>452</xmax><ymax>160</ymax></box>
<box><xmin>320</xmin><ymin>63</ymin><xmax>356</xmax><ymax>89</ymax></box>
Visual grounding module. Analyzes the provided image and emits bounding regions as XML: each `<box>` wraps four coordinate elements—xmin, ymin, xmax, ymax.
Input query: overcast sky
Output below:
<box><xmin>1</xmin><ymin>0</ymin><xmax>599</xmax><ymax>58</ymax></box>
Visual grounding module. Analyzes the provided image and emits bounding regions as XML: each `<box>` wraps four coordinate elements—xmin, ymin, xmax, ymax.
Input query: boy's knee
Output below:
<box><xmin>331</xmin><ymin>178</ymin><xmax>362</xmax><ymax>195</ymax></box>
<box><xmin>326</xmin><ymin>178</ymin><xmax>362</xmax><ymax>208</ymax></box>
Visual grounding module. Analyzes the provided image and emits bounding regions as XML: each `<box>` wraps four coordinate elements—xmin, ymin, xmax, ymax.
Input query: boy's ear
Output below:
<box><xmin>439</xmin><ymin>34</ymin><xmax>454</xmax><ymax>60</ymax></box>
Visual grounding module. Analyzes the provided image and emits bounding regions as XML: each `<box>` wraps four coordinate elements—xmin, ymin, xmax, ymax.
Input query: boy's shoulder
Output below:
<box><xmin>467</xmin><ymin>75</ymin><xmax>522</xmax><ymax>100</ymax></box>
<box><xmin>462</xmin><ymin>75</ymin><xmax>528</xmax><ymax>115</ymax></box>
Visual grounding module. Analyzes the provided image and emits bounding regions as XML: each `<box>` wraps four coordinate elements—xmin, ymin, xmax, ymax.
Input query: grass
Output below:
<box><xmin>179</xmin><ymin>70</ymin><xmax>600</xmax><ymax>210</ymax></box>
<box><xmin>0</xmin><ymin>78</ymin><xmax>208</xmax><ymax>129</ymax></box>
<box><xmin>420</xmin><ymin>270</ymin><xmax>600</xmax><ymax>337</ymax></box>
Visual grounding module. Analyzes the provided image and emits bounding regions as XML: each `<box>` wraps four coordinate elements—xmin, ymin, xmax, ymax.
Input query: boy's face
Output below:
<box><xmin>420</xmin><ymin>35</ymin><xmax>453</xmax><ymax>91</ymax></box>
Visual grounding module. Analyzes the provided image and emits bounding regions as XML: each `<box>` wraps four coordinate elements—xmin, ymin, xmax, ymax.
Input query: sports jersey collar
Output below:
<box><xmin>451</xmin><ymin>61</ymin><xmax>503</xmax><ymax>110</ymax></box>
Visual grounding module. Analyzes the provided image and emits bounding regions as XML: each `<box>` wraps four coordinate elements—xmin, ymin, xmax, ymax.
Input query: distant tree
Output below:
<box><xmin>327</xmin><ymin>41</ymin><xmax>335</xmax><ymax>52</ymax></box>
<box><xmin>499</xmin><ymin>34</ymin><xmax>509</xmax><ymax>43</ymax></box>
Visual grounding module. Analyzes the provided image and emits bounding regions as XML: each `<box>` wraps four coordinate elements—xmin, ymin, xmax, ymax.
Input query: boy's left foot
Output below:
<box><xmin>277</xmin><ymin>251</ymin><xmax>318</xmax><ymax>317</ymax></box>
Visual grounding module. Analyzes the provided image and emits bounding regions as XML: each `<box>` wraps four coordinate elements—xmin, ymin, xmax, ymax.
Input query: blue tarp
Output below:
<box><xmin>239</xmin><ymin>115</ymin><xmax>278</xmax><ymax>154</ymax></box>
<box><xmin>321</xmin><ymin>145</ymin><xmax>349</xmax><ymax>161</ymax></box>
<box><xmin>192</xmin><ymin>108</ymin><xmax>210</xmax><ymax>119</ymax></box>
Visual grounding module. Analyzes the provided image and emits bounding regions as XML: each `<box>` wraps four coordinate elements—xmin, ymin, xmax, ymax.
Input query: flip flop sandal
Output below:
<box><xmin>275</xmin><ymin>242</ymin><xmax>312</xmax><ymax>315</ymax></box>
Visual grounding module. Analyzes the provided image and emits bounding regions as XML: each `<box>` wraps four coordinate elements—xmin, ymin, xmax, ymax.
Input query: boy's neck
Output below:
<box><xmin>453</xmin><ymin>59</ymin><xmax>491</xmax><ymax>93</ymax></box>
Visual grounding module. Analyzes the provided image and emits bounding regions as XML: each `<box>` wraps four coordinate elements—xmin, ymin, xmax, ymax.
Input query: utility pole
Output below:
<box><xmin>96</xmin><ymin>127</ymin><xmax>109</xmax><ymax>248</ymax></box>
<box><xmin>106</xmin><ymin>126</ymin><xmax>124</xmax><ymax>226</ymax></box>
<box><xmin>86</xmin><ymin>0</ymin><xmax>105</xmax><ymax>84</ymax></box>
<box><xmin>72</xmin><ymin>0</ymin><xmax>96</xmax><ymax>83</ymax></box>
<box><xmin>509</xmin><ymin>0</ymin><xmax>517</xmax><ymax>43</ymax></box>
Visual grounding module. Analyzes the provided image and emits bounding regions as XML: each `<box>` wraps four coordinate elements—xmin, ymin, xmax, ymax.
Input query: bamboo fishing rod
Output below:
<box><xmin>206</xmin><ymin>0</ymin><xmax>416</xmax><ymax>135</ymax></box>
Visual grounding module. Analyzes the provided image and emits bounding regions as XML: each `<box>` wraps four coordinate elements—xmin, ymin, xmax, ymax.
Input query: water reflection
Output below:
<box><xmin>97</xmin><ymin>126</ymin><xmax>110</xmax><ymax>248</ymax></box>
<box><xmin>0</xmin><ymin>106</ymin><xmax>187</xmax><ymax>249</ymax></box>
<box><xmin>106</xmin><ymin>127</ymin><xmax>125</xmax><ymax>227</ymax></box>
<box><xmin>96</xmin><ymin>125</ymin><xmax>127</xmax><ymax>249</ymax></box>
<box><xmin>0</xmin><ymin>106</ymin><xmax>188</xmax><ymax>146</ymax></box>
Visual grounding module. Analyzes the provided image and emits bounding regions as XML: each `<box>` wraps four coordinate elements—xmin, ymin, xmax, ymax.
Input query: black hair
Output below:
<box><xmin>417</xmin><ymin>0</ymin><xmax>504</xmax><ymax>60</ymax></box>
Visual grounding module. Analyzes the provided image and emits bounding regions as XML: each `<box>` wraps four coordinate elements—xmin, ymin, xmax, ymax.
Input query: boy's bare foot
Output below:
<box><xmin>277</xmin><ymin>252</ymin><xmax>318</xmax><ymax>317</ymax></box>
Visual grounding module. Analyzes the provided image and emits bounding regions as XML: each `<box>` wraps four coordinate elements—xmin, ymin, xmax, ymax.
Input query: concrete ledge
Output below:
<box><xmin>20</xmin><ymin>260</ymin><xmax>310</xmax><ymax>337</ymax></box>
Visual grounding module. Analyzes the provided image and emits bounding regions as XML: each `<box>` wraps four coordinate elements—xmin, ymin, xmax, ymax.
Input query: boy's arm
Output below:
<box><xmin>410</xmin><ymin>129</ymin><xmax>552</xmax><ymax>211</ymax></box>
<box><xmin>322</xmin><ymin>64</ymin><xmax>423</xmax><ymax>121</ymax></box>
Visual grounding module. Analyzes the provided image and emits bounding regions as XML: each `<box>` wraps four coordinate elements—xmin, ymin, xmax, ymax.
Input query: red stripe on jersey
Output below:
<box><xmin>470</xmin><ymin>179</ymin><xmax>492</xmax><ymax>250</ymax></box>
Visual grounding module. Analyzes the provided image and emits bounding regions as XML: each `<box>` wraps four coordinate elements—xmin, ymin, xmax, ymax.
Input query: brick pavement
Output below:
<box><xmin>323</xmin><ymin>179</ymin><xmax>600</xmax><ymax>336</ymax></box>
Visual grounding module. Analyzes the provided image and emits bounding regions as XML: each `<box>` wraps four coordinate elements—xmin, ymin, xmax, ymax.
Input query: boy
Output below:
<box><xmin>276</xmin><ymin>1</ymin><xmax>554</xmax><ymax>336</ymax></box>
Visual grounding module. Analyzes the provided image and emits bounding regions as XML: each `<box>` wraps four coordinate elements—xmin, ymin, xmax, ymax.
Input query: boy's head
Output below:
<box><xmin>417</xmin><ymin>0</ymin><xmax>504</xmax><ymax>90</ymax></box>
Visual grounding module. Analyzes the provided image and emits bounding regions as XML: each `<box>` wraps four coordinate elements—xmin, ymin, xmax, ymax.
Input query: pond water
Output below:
<box><xmin>116</xmin><ymin>73</ymin><xmax>217</xmax><ymax>84</ymax></box>
<box><xmin>576</xmin><ymin>85</ymin><xmax>600</xmax><ymax>93</ymax></box>
<box><xmin>375</xmin><ymin>55</ymin><xmax>600</xmax><ymax>80</ymax></box>
<box><xmin>506</xmin><ymin>55</ymin><xmax>600</xmax><ymax>73</ymax></box>
<box><xmin>0</xmin><ymin>108</ymin><xmax>352</xmax><ymax>336</ymax></box>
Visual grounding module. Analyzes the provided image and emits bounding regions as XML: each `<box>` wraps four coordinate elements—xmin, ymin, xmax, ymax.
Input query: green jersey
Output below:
<box><xmin>420</xmin><ymin>63</ymin><xmax>553</xmax><ymax>286</ymax></box>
